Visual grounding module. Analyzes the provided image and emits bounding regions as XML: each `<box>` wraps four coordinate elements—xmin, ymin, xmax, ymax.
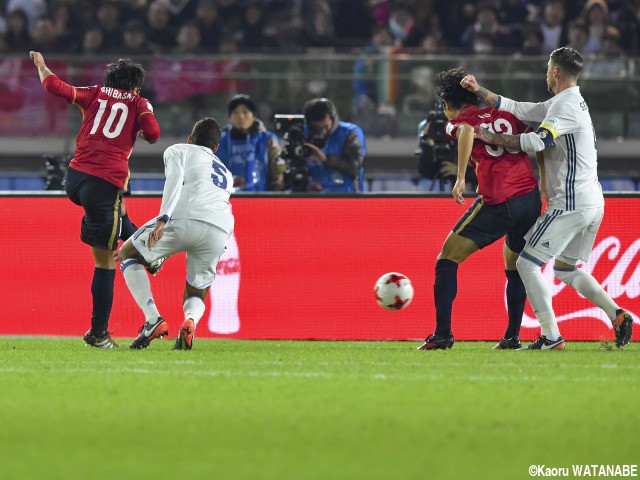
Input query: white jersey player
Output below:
<box><xmin>462</xmin><ymin>47</ymin><xmax>633</xmax><ymax>349</ymax></box>
<box><xmin>119</xmin><ymin>117</ymin><xmax>235</xmax><ymax>350</ymax></box>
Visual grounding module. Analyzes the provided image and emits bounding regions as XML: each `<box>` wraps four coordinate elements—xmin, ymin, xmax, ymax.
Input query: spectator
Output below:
<box><xmin>267</xmin><ymin>0</ymin><xmax>305</xmax><ymax>51</ymax></box>
<box><xmin>195</xmin><ymin>0</ymin><xmax>222</xmax><ymax>50</ymax></box>
<box><xmin>330</xmin><ymin>0</ymin><xmax>373</xmax><ymax>48</ymax></box>
<box><xmin>146</xmin><ymin>0</ymin><xmax>176</xmax><ymax>52</ymax></box>
<box><xmin>158</xmin><ymin>0</ymin><xmax>197</xmax><ymax>27</ymax></box>
<box><xmin>216</xmin><ymin>94</ymin><xmax>284</xmax><ymax>191</ymax></box>
<box><xmin>3</xmin><ymin>9</ymin><xmax>32</xmax><ymax>52</ymax></box>
<box><xmin>583</xmin><ymin>26</ymin><xmax>631</xmax><ymax>78</ymax></box>
<box><xmin>461</xmin><ymin>1</ymin><xmax>515</xmax><ymax>53</ymax></box>
<box><xmin>122</xmin><ymin>20</ymin><xmax>154</xmax><ymax>55</ymax></box>
<box><xmin>301</xmin><ymin>0</ymin><xmax>335</xmax><ymax>47</ymax></box>
<box><xmin>386</xmin><ymin>4</ymin><xmax>420</xmax><ymax>48</ymax></box>
<box><xmin>50</xmin><ymin>3</ymin><xmax>80</xmax><ymax>52</ymax></box>
<box><xmin>302</xmin><ymin>97</ymin><xmax>366</xmax><ymax>192</ymax></box>
<box><xmin>113</xmin><ymin>0</ymin><xmax>149</xmax><ymax>23</ymax></box>
<box><xmin>78</xmin><ymin>26</ymin><xmax>107</xmax><ymax>55</ymax></box>
<box><xmin>499</xmin><ymin>0</ymin><xmax>530</xmax><ymax>46</ymax></box>
<box><xmin>539</xmin><ymin>0</ymin><xmax>567</xmax><ymax>53</ymax></box>
<box><xmin>567</xmin><ymin>19</ymin><xmax>589</xmax><ymax>53</ymax></box>
<box><xmin>519</xmin><ymin>21</ymin><xmax>544</xmax><ymax>55</ymax></box>
<box><xmin>352</xmin><ymin>27</ymin><xmax>394</xmax><ymax>117</ymax></box>
<box><xmin>6</xmin><ymin>0</ymin><xmax>46</xmax><ymax>28</ymax></box>
<box><xmin>173</xmin><ymin>20</ymin><xmax>203</xmax><ymax>55</ymax></box>
<box><xmin>581</xmin><ymin>0</ymin><xmax>610</xmax><ymax>54</ymax></box>
<box><xmin>30</xmin><ymin>17</ymin><xmax>62</xmax><ymax>52</ymax></box>
<box><xmin>95</xmin><ymin>2</ymin><xmax>124</xmax><ymax>52</ymax></box>
<box><xmin>239</xmin><ymin>2</ymin><xmax>276</xmax><ymax>51</ymax></box>
<box><xmin>608</xmin><ymin>0</ymin><xmax>640</xmax><ymax>54</ymax></box>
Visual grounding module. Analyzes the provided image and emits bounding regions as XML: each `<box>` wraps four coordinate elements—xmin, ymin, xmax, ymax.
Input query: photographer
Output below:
<box><xmin>417</xmin><ymin>102</ymin><xmax>477</xmax><ymax>191</ymax></box>
<box><xmin>301</xmin><ymin>98</ymin><xmax>366</xmax><ymax>193</ymax></box>
<box><xmin>216</xmin><ymin>94</ymin><xmax>285</xmax><ymax>191</ymax></box>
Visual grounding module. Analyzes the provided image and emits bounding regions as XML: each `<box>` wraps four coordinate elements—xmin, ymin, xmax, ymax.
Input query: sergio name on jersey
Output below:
<box><xmin>157</xmin><ymin>144</ymin><xmax>235</xmax><ymax>235</ymax></box>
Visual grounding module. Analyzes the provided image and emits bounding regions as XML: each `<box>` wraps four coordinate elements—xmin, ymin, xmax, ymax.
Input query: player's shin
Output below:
<box><xmin>91</xmin><ymin>267</ymin><xmax>116</xmax><ymax>334</ymax></box>
<box><xmin>120</xmin><ymin>259</ymin><xmax>160</xmax><ymax>321</ymax></box>
<box><xmin>516</xmin><ymin>255</ymin><xmax>560</xmax><ymax>339</ymax></box>
<box><xmin>554</xmin><ymin>267</ymin><xmax>620</xmax><ymax>320</ymax></box>
<box><xmin>184</xmin><ymin>296</ymin><xmax>206</xmax><ymax>326</ymax></box>
<box><xmin>434</xmin><ymin>259</ymin><xmax>458</xmax><ymax>335</ymax></box>
<box><xmin>504</xmin><ymin>269</ymin><xmax>526</xmax><ymax>338</ymax></box>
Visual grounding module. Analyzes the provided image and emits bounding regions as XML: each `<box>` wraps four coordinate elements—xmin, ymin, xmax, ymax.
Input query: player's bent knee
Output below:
<box><xmin>516</xmin><ymin>253</ymin><xmax>541</xmax><ymax>276</ymax></box>
<box><xmin>554</xmin><ymin>266</ymin><xmax>578</xmax><ymax>286</ymax></box>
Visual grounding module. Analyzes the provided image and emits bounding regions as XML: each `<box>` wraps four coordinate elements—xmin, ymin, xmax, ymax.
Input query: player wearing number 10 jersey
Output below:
<box><xmin>118</xmin><ymin>118</ymin><xmax>235</xmax><ymax>350</ymax></box>
<box><xmin>418</xmin><ymin>67</ymin><xmax>541</xmax><ymax>351</ymax></box>
<box><xmin>30</xmin><ymin>51</ymin><xmax>160</xmax><ymax>349</ymax></box>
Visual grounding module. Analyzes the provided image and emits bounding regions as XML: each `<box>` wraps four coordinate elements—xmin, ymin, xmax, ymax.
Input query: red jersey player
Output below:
<box><xmin>417</xmin><ymin>67</ymin><xmax>542</xmax><ymax>351</ymax></box>
<box><xmin>30</xmin><ymin>51</ymin><xmax>160</xmax><ymax>349</ymax></box>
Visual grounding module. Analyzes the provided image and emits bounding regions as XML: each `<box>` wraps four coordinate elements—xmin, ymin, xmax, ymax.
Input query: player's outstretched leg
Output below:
<box><xmin>130</xmin><ymin>317</ymin><xmax>169</xmax><ymax>349</ymax></box>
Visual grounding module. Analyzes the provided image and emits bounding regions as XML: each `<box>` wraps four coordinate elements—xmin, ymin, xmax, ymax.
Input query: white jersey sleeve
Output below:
<box><xmin>158</xmin><ymin>145</ymin><xmax>187</xmax><ymax>221</ymax></box>
<box><xmin>498</xmin><ymin>96</ymin><xmax>550</xmax><ymax>123</ymax></box>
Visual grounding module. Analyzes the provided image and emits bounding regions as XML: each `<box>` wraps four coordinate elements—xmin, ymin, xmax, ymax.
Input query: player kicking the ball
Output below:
<box><xmin>118</xmin><ymin>118</ymin><xmax>235</xmax><ymax>350</ymax></box>
<box><xmin>30</xmin><ymin>51</ymin><xmax>161</xmax><ymax>349</ymax></box>
<box><xmin>418</xmin><ymin>67</ymin><xmax>542</xmax><ymax>351</ymax></box>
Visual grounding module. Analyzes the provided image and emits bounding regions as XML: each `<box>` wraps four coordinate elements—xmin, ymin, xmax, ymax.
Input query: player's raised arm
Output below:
<box><xmin>460</xmin><ymin>74</ymin><xmax>500</xmax><ymax>108</ymax></box>
<box><xmin>29</xmin><ymin>51</ymin><xmax>54</xmax><ymax>83</ymax></box>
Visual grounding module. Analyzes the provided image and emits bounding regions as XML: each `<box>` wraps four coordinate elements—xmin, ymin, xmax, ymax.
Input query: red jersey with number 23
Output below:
<box><xmin>445</xmin><ymin>106</ymin><xmax>537</xmax><ymax>205</ymax></box>
<box><xmin>43</xmin><ymin>75</ymin><xmax>160</xmax><ymax>189</ymax></box>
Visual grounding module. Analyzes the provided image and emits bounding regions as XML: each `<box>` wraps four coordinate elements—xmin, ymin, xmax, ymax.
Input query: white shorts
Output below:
<box><xmin>522</xmin><ymin>206</ymin><xmax>604</xmax><ymax>264</ymax></box>
<box><xmin>131</xmin><ymin>218</ymin><xmax>231</xmax><ymax>289</ymax></box>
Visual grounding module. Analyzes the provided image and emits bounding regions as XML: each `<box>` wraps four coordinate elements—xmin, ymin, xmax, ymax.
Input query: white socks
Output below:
<box><xmin>554</xmin><ymin>267</ymin><xmax>620</xmax><ymax>321</ymax></box>
<box><xmin>121</xmin><ymin>260</ymin><xmax>160</xmax><ymax>322</ymax></box>
<box><xmin>516</xmin><ymin>255</ymin><xmax>560</xmax><ymax>340</ymax></box>
<box><xmin>184</xmin><ymin>296</ymin><xmax>206</xmax><ymax>327</ymax></box>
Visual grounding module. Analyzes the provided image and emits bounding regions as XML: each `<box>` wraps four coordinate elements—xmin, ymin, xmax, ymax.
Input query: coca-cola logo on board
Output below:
<box><xmin>514</xmin><ymin>237</ymin><xmax>640</xmax><ymax>328</ymax></box>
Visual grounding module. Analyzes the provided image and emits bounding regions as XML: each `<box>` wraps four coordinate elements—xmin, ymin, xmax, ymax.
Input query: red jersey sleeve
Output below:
<box><xmin>42</xmin><ymin>75</ymin><xmax>75</xmax><ymax>103</ymax></box>
<box><xmin>444</xmin><ymin>120</ymin><xmax>461</xmax><ymax>141</ymax></box>
<box><xmin>42</xmin><ymin>75</ymin><xmax>99</xmax><ymax>110</ymax></box>
<box><xmin>137</xmin><ymin>97</ymin><xmax>160</xmax><ymax>143</ymax></box>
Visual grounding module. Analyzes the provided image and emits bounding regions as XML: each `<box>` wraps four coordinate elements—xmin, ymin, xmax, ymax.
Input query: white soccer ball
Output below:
<box><xmin>374</xmin><ymin>272</ymin><xmax>414</xmax><ymax>311</ymax></box>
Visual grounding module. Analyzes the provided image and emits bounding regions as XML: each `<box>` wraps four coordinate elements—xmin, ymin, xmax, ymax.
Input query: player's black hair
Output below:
<box><xmin>550</xmin><ymin>47</ymin><xmax>584</xmax><ymax>78</ymax></box>
<box><xmin>191</xmin><ymin>117</ymin><xmax>222</xmax><ymax>149</ymax></box>
<box><xmin>435</xmin><ymin>67</ymin><xmax>480</xmax><ymax>110</ymax></box>
<box><xmin>303</xmin><ymin>98</ymin><xmax>338</xmax><ymax>123</ymax></box>
<box><xmin>104</xmin><ymin>58</ymin><xmax>145</xmax><ymax>91</ymax></box>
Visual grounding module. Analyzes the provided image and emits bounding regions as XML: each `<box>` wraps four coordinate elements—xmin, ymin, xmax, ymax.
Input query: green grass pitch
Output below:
<box><xmin>0</xmin><ymin>338</ymin><xmax>638</xmax><ymax>480</ymax></box>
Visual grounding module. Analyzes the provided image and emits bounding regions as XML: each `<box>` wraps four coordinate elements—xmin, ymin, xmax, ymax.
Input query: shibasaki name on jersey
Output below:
<box><xmin>100</xmin><ymin>87</ymin><xmax>137</xmax><ymax>101</ymax></box>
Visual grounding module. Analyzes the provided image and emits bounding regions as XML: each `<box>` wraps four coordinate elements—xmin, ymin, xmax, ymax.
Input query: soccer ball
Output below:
<box><xmin>374</xmin><ymin>272</ymin><xmax>414</xmax><ymax>311</ymax></box>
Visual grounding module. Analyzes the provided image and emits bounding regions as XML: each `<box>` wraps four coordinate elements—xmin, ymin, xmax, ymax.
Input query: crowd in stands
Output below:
<box><xmin>0</xmin><ymin>0</ymin><xmax>639</xmax><ymax>56</ymax></box>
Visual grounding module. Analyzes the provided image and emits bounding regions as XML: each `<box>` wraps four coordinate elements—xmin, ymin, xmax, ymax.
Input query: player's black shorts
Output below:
<box><xmin>452</xmin><ymin>186</ymin><xmax>541</xmax><ymax>253</ymax></box>
<box><xmin>65</xmin><ymin>167</ymin><xmax>123</xmax><ymax>251</ymax></box>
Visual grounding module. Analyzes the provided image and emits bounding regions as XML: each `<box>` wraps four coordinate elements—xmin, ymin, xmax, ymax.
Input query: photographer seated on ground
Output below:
<box><xmin>417</xmin><ymin>103</ymin><xmax>477</xmax><ymax>191</ymax></box>
<box><xmin>302</xmin><ymin>98</ymin><xmax>366</xmax><ymax>192</ymax></box>
<box><xmin>216</xmin><ymin>94</ymin><xmax>285</xmax><ymax>191</ymax></box>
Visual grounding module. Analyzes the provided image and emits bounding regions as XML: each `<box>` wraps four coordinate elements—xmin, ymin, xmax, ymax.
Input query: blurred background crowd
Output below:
<box><xmin>0</xmin><ymin>0</ymin><xmax>638</xmax><ymax>56</ymax></box>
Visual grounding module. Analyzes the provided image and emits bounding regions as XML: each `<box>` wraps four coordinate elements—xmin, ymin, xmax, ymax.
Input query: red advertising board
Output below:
<box><xmin>1</xmin><ymin>195</ymin><xmax>638</xmax><ymax>342</ymax></box>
